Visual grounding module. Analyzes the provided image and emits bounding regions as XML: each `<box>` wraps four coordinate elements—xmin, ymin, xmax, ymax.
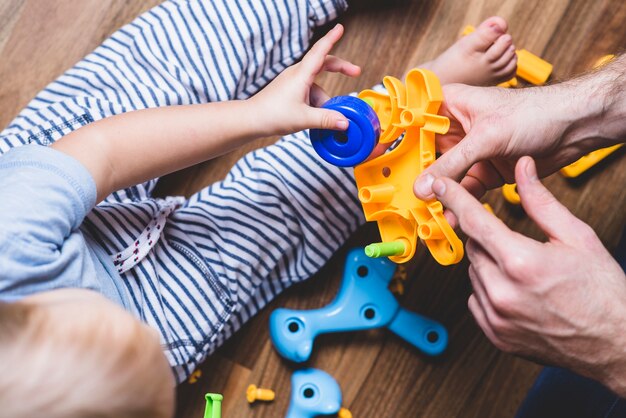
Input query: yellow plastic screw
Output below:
<box><xmin>246</xmin><ymin>384</ymin><xmax>275</xmax><ymax>404</ymax></box>
<box><xmin>188</xmin><ymin>369</ymin><xmax>202</xmax><ymax>384</ymax></box>
<box><xmin>338</xmin><ymin>407</ymin><xmax>353</xmax><ymax>418</ymax></box>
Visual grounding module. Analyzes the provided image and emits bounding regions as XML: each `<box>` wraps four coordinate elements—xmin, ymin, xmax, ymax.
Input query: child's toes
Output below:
<box><xmin>493</xmin><ymin>45</ymin><xmax>516</xmax><ymax>70</ymax></box>
<box><xmin>470</xmin><ymin>16</ymin><xmax>508</xmax><ymax>51</ymax></box>
<box><xmin>485</xmin><ymin>34</ymin><xmax>513</xmax><ymax>62</ymax></box>
<box><xmin>482</xmin><ymin>16</ymin><xmax>508</xmax><ymax>33</ymax></box>
<box><xmin>495</xmin><ymin>49</ymin><xmax>518</xmax><ymax>79</ymax></box>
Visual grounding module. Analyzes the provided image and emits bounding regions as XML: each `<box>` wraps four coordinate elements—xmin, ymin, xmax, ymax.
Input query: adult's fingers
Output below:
<box><xmin>414</xmin><ymin>132</ymin><xmax>486</xmax><ymax>199</ymax></box>
<box><xmin>430</xmin><ymin>176</ymin><xmax>523</xmax><ymax>259</ymax></box>
<box><xmin>468</xmin><ymin>264</ymin><xmax>492</xmax><ymax>321</ymax></box>
<box><xmin>467</xmin><ymin>239</ymin><xmax>521</xmax><ymax>318</ymax></box>
<box><xmin>468</xmin><ymin>295</ymin><xmax>510</xmax><ymax>351</ymax></box>
<box><xmin>515</xmin><ymin>156</ymin><xmax>600</xmax><ymax>247</ymax></box>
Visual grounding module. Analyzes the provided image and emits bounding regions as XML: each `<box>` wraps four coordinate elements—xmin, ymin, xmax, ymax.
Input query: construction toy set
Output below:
<box><xmin>196</xmin><ymin>27</ymin><xmax>624</xmax><ymax>418</ymax></box>
<box><xmin>311</xmin><ymin>69</ymin><xmax>463</xmax><ymax>266</ymax></box>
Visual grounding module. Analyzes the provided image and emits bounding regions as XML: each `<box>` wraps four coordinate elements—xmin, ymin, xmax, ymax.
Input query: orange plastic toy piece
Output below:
<box><xmin>462</xmin><ymin>25</ymin><xmax>553</xmax><ymax>86</ymax></box>
<box><xmin>502</xmin><ymin>183</ymin><xmax>521</xmax><ymax>205</ymax></box>
<box><xmin>246</xmin><ymin>384</ymin><xmax>275</xmax><ymax>404</ymax></box>
<box><xmin>356</xmin><ymin>69</ymin><xmax>464</xmax><ymax>265</ymax></box>
<box><xmin>560</xmin><ymin>144</ymin><xmax>624</xmax><ymax>178</ymax></box>
<box><xmin>593</xmin><ymin>54</ymin><xmax>615</xmax><ymax>69</ymax></box>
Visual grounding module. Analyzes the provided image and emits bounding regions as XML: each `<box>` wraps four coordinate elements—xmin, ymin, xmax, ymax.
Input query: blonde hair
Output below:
<box><xmin>0</xmin><ymin>297</ymin><xmax>174</xmax><ymax>418</ymax></box>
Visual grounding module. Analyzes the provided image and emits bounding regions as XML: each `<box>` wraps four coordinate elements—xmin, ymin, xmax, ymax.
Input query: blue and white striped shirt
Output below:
<box><xmin>0</xmin><ymin>0</ymin><xmax>363</xmax><ymax>382</ymax></box>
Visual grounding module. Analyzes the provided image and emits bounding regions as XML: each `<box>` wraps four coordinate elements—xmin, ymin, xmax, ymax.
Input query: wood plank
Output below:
<box><xmin>0</xmin><ymin>1</ymin><xmax>624</xmax><ymax>417</ymax></box>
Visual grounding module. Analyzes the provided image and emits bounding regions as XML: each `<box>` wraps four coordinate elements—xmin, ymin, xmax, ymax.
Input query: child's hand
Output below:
<box><xmin>249</xmin><ymin>24</ymin><xmax>361</xmax><ymax>136</ymax></box>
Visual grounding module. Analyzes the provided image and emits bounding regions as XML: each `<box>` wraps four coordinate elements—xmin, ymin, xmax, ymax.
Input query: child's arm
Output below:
<box><xmin>51</xmin><ymin>25</ymin><xmax>359</xmax><ymax>202</ymax></box>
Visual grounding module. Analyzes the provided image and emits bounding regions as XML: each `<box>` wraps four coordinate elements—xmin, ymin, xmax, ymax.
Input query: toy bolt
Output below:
<box><xmin>338</xmin><ymin>407</ymin><xmax>352</xmax><ymax>418</ymax></box>
<box><xmin>188</xmin><ymin>369</ymin><xmax>202</xmax><ymax>384</ymax></box>
<box><xmin>365</xmin><ymin>240</ymin><xmax>406</xmax><ymax>258</ymax></box>
<box><xmin>246</xmin><ymin>384</ymin><xmax>275</xmax><ymax>404</ymax></box>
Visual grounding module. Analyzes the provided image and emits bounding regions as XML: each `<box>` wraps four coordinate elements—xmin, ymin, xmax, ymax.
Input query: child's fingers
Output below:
<box><xmin>299</xmin><ymin>24</ymin><xmax>344</xmax><ymax>77</ymax></box>
<box><xmin>310</xmin><ymin>83</ymin><xmax>331</xmax><ymax>108</ymax></box>
<box><xmin>323</xmin><ymin>55</ymin><xmax>361</xmax><ymax>77</ymax></box>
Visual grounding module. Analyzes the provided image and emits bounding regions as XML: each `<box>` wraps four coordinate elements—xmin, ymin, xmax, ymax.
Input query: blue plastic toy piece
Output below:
<box><xmin>309</xmin><ymin>96</ymin><xmax>380</xmax><ymax>167</ymax></box>
<box><xmin>269</xmin><ymin>248</ymin><xmax>448</xmax><ymax>363</ymax></box>
<box><xmin>286</xmin><ymin>369</ymin><xmax>342</xmax><ymax>418</ymax></box>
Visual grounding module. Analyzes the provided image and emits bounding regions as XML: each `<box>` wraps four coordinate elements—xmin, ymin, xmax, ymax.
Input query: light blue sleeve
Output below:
<box><xmin>0</xmin><ymin>145</ymin><xmax>98</xmax><ymax>296</ymax></box>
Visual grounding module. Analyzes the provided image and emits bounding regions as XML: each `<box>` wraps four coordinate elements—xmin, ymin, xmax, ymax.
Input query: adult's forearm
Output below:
<box><xmin>557</xmin><ymin>53</ymin><xmax>626</xmax><ymax>153</ymax></box>
<box><xmin>52</xmin><ymin>99</ymin><xmax>268</xmax><ymax>202</ymax></box>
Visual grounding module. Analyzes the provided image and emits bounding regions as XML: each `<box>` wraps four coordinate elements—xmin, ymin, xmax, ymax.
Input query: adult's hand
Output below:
<box><xmin>432</xmin><ymin>156</ymin><xmax>626</xmax><ymax>396</ymax></box>
<box><xmin>414</xmin><ymin>54</ymin><xmax>626</xmax><ymax>201</ymax></box>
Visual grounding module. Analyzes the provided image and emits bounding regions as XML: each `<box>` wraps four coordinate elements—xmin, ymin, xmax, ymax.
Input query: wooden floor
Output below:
<box><xmin>1</xmin><ymin>1</ymin><xmax>625</xmax><ymax>417</ymax></box>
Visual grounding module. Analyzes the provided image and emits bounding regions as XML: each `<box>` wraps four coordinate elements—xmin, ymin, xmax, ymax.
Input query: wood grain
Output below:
<box><xmin>0</xmin><ymin>1</ymin><xmax>624</xmax><ymax>417</ymax></box>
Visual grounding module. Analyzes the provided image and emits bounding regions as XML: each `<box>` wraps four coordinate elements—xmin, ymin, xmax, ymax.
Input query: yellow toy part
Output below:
<box><xmin>462</xmin><ymin>25</ymin><xmax>553</xmax><ymax>86</ymax></box>
<box><xmin>188</xmin><ymin>369</ymin><xmax>202</xmax><ymax>384</ymax></box>
<box><xmin>593</xmin><ymin>54</ymin><xmax>615</xmax><ymax>69</ymax></box>
<box><xmin>355</xmin><ymin>69</ymin><xmax>463</xmax><ymax>265</ymax></box>
<box><xmin>497</xmin><ymin>77</ymin><xmax>518</xmax><ymax>88</ymax></box>
<box><xmin>515</xmin><ymin>49</ymin><xmax>553</xmax><ymax>85</ymax></box>
<box><xmin>359</xmin><ymin>76</ymin><xmax>407</xmax><ymax>144</ymax></box>
<box><xmin>338</xmin><ymin>408</ymin><xmax>353</xmax><ymax>418</ymax></box>
<box><xmin>502</xmin><ymin>183</ymin><xmax>521</xmax><ymax>205</ymax></box>
<box><xmin>246</xmin><ymin>384</ymin><xmax>275</xmax><ymax>404</ymax></box>
<box><xmin>560</xmin><ymin>144</ymin><xmax>624</xmax><ymax>178</ymax></box>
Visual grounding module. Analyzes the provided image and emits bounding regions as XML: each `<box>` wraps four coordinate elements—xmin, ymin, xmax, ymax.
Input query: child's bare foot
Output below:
<box><xmin>419</xmin><ymin>17</ymin><xmax>517</xmax><ymax>86</ymax></box>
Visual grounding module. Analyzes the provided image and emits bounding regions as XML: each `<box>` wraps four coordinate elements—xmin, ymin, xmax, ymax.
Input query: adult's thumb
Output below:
<box><xmin>414</xmin><ymin>134</ymin><xmax>481</xmax><ymax>199</ymax></box>
<box><xmin>516</xmin><ymin>156</ymin><xmax>594</xmax><ymax>245</ymax></box>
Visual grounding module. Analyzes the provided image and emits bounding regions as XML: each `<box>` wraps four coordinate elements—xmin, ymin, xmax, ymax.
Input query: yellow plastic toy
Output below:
<box><xmin>462</xmin><ymin>25</ymin><xmax>553</xmax><ymax>86</ymax></box>
<box><xmin>188</xmin><ymin>369</ymin><xmax>202</xmax><ymax>384</ymax></box>
<box><xmin>593</xmin><ymin>54</ymin><xmax>615</xmax><ymax>69</ymax></box>
<box><xmin>338</xmin><ymin>407</ymin><xmax>353</xmax><ymax>418</ymax></box>
<box><xmin>501</xmin><ymin>183</ymin><xmax>521</xmax><ymax>205</ymax></box>
<box><xmin>356</xmin><ymin>69</ymin><xmax>464</xmax><ymax>265</ymax></box>
<box><xmin>560</xmin><ymin>144</ymin><xmax>624</xmax><ymax>178</ymax></box>
<box><xmin>246</xmin><ymin>384</ymin><xmax>275</xmax><ymax>404</ymax></box>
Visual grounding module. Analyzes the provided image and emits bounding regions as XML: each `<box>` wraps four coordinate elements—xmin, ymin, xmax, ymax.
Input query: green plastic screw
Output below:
<box><xmin>365</xmin><ymin>241</ymin><xmax>406</xmax><ymax>258</ymax></box>
<box><xmin>204</xmin><ymin>393</ymin><xmax>223</xmax><ymax>418</ymax></box>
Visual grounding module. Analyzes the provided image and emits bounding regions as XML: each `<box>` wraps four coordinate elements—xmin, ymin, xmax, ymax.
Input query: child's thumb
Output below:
<box><xmin>309</xmin><ymin>108</ymin><xmax>349</xmax><ymax>131</ymax></box>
